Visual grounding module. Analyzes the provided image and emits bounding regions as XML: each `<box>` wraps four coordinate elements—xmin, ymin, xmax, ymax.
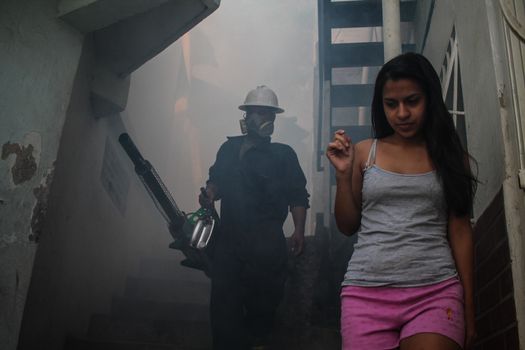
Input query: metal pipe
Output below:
<box><xmin>382</xmin><ymin>0</ymin><xmax>402</xmax><ymax>62</ymax></box>
<box><xmin>316</xmin><ymin>0</ymin><xmax>326</xmax><ymax>172</ymax></box>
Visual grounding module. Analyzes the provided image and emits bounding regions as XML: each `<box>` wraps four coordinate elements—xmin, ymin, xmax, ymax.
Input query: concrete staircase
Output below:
<box><xmin>64</xmin><ymin>257</ymin><xmax>212</xmax><ymax>350</ymax></box>
<box><xmin>64</xmin><ymin>231</ymin><xmax>342</xmax><ymax>350</ymax></box>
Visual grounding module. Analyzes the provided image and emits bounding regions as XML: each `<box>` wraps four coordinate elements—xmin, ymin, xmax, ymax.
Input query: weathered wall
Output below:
<box><xmin>421</xmin><ymin>0</ymin><xmax>506</xmax><ymax>219</ymax></box>
<box><xmin>2</xmin><ymin>1</ymin><xmax>222</xmax><ymax>347</ymax></box>
<box><xmin>454</xmin><ymin>0</ymin><xmax>507</xmax><ymax>218</ymax></box>
<box><xmin>0</xmin><ymin>0</ymin><xmax>83</xmax><ymax>348</ymax></box>
<box><xmin>18</xmin><ymin>37</ymin><xmax>200</xmax><ymax>349</ymax></box>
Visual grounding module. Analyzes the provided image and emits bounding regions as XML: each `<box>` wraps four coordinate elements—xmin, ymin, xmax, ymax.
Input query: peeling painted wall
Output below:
<box><xmin>17</xmin><ymin>37</ymin><xmax>199</xmax><ymax>349</ymax></box>
<box><xmin>1</xmin><ymin>1</ymin><xmax>221</xmax><ymax>348</ymax></box>
<box><xmin>0</xmin><ymin>0</ymin><xmax>83</xmax><ymax>348</ymax></box>
<box><xmin>1</xmin><ymin>141</ymin><xmax>38</xmax><ymax>186</ymax></box>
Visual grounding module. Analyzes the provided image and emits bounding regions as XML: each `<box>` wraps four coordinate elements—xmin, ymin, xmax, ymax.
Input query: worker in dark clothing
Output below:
<box><xmin>200</xmin><ymin>85</ymin><xmax>310</xmax><ymax>350</ymax></box>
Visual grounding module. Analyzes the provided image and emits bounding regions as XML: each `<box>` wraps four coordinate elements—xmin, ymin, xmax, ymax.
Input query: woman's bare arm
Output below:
<box><xmin>448</xmin><ymin>213</ymin><xmax>476</xmax><ymax>348</ymax></box>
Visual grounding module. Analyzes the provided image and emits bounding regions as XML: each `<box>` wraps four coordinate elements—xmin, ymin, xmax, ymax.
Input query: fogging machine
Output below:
<box><xmin>118</xmin><ymin>132</ymin><xmax>216</xmax><ymax>275</ymax></box>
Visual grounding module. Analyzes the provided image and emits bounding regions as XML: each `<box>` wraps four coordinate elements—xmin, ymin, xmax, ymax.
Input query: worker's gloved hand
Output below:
<box><xmin>199</xmin><ymin>184</ymin><xmax>217</xmax><ymax>208</ymax></box>
<box><xmin>168</xmin><ymin>222</ymin><xmax>183</xmax><ymax>239</ymax></box>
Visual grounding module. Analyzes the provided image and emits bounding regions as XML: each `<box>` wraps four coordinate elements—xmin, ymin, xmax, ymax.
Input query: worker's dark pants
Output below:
<box><xmin>210</xmin><ymin>222</ymin><xmax>288</xmax><ymax>350</ymax></box>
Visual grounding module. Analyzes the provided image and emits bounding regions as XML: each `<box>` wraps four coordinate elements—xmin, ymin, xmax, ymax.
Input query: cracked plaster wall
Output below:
<box><xmin>16</xmin><ymin>36</ymin><xmax>196</xmax><ymax>349</ymax></box>
<box><xmin>0</xmin><ymin>0</ymin><xmax>83</xmax><ymax>349</ymax></box>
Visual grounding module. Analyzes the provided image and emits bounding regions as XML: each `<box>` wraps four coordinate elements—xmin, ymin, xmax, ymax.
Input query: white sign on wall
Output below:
<box><xmin>100</xmin><ymin>136</ymin><xmax>130</xmax><ymax>215</ymax></box>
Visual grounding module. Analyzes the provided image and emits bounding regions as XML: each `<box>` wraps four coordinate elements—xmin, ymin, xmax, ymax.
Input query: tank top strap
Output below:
<box><xmin>364</xmin><ymin>139</ymin><xmax>377</xmax><ymax>171</ymax></box>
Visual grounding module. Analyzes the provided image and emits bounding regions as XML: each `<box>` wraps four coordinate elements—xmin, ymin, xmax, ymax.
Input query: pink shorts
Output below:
<box><xmin>340</xmin><ymin>277</ymin><xmax>464</xmax><ymax>350</ymax></box>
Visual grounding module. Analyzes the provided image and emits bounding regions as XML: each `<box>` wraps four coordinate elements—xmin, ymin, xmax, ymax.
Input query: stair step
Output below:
<box><xmin>330</xmin><ymin>42</ymin><xmax>416</xmax><ymax>68</ymax></box>
<box><xmin>327</xmin><ymin>0</ymin><xmax>416</xmax><ymax>29</ymax></box>
<box><xmin>331</xmin><ymin>84</ymin><xmax>374</xmax><ymax>108</ymax></box>
<box><xmin>64</xmin><ymin>336</ymin><xmax>203</xmax><ymax>350</ymax></box>
<box><xmin>137</xmin><ymin>257</ymin><xmax>209</xmax><ymax>282</ymax></box>
<box><xmin>331</xmin><ymin>42</ymin><xmax>383</xmax><ymax>67</ymax></box>
<box><xmin>110</xmin><ymin>297</ymin><xmax>209</xmax><ymax>322</ymax></box>
<box><xmin>68</xmin><ymin>325</ymin><xmax>339</xmax><ymax>350</ymax></box>
<box><xmin>87</xmin><ymin>314</ymin><xmax>211</xmax><ymax>348</ymax></box>
<box><xmin>124</xmin><ymin>277</ymin><xmax>210</xmax><ymax>304</ymax></box>
<box><xmin>272</xmin><ymin>326</ymin><xmax>341</xmax><ymax>350</ymax></box>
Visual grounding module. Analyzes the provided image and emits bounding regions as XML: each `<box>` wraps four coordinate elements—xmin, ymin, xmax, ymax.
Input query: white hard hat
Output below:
<box><xmin>238</xmin><ymin>85</ymin><xmax>284</xmax><ymax>114</ymax></box>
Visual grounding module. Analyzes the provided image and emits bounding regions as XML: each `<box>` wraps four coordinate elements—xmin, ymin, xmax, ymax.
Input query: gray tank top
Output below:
<box><xmin>342</xmin><ymin>139</ymin><xmax>457</xmax><ymax>287</ymax></box>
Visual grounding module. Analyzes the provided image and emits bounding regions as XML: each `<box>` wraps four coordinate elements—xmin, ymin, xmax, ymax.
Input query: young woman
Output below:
<box><xmin>326</xmin><ymin>53</ymin><xmax>477</xmax><ymax>350</ymax></box>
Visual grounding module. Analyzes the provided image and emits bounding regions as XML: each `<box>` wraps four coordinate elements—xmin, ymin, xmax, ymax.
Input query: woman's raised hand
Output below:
<box><xmin>326</xmin><ymin>130</ymin><xmax>355</xmax><ymax>176</ymax></box>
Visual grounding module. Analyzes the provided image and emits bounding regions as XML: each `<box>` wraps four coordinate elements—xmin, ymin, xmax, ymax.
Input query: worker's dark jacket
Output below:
<box><xmin>208</xmin><ymin>135</ymin><xmax>310</xmax><ymax>239</ymax></box>
<box><xmin>207</xmin><ymin>135</ymin><xmax>309</xmax><ymax>349</ymax></box>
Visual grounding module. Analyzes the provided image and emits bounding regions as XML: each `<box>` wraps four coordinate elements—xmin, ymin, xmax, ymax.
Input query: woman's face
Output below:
<box><xmin>382</xmin><ymin>78</ymin><xmax>427</xmax><ymax>139</ymax></box>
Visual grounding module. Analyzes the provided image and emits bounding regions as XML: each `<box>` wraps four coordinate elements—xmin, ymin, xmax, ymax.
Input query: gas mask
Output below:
<box><xmin>240</xmin><ymin>111</ymin><xmax>275</xmax><ymax>137</ymax></box>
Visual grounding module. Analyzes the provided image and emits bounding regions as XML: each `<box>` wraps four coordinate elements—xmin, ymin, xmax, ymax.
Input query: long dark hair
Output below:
<box><xmin>371</xmin><ymin>52</ymin><xmax>477</xmax><ymax>216</ymax></box>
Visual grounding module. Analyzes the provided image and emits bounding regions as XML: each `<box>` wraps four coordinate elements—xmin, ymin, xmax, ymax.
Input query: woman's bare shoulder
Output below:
<box><xmin>354</xmin><ymin>138</ymin><xmax>375</xmax><ymax>167</ymax></box>
<box><xmin>354</xmin><ymin>138</ymin><xmax>374</xmax><ymax>155</ymax></box>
